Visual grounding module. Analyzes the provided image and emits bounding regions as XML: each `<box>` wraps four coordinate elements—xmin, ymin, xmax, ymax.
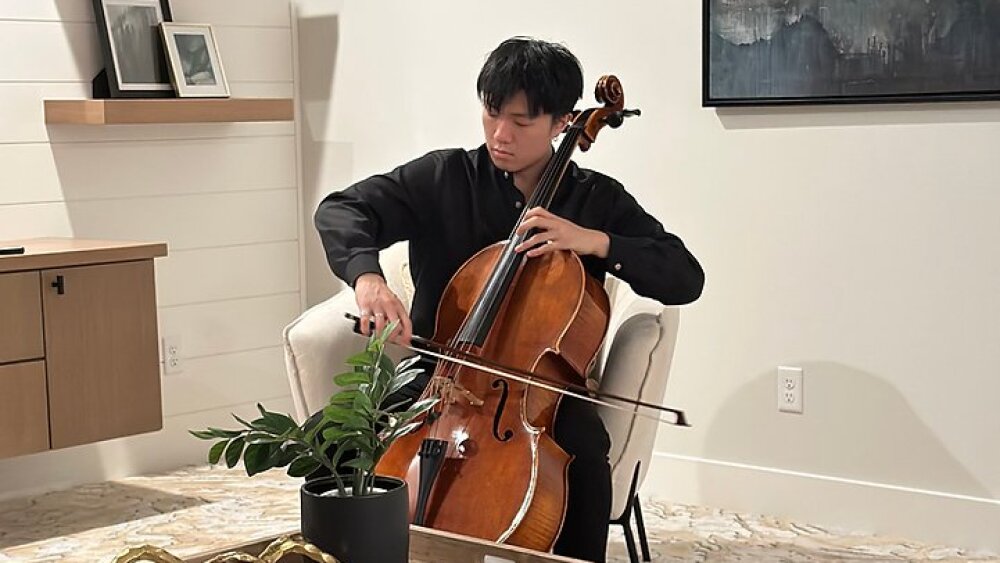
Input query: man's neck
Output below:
<box><xmin>511</xmin><ymin>149</ymin><xmax>555</xmax><ymax>201</ymax></box>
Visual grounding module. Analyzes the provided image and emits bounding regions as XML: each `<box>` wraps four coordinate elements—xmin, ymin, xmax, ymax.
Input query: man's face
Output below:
<box><xmin>482</xmin><ymin>91</ymin><xmax>568</xmax><ymax>174</ymax></box>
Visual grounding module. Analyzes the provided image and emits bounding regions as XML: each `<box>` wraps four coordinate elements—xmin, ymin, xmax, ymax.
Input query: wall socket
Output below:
<box><xmin>163</xmin><ymin>335</ymin><xmax>183</xmax><ymax>375</ymax></box>
<box><xmin>777</xmin><ymin>366</ymin><xmax>803</xmax><ymax>414</ymax></box>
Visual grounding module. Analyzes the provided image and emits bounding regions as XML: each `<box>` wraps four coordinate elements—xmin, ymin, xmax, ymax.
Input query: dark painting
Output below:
<box><xmin>704</xmin><ymin>0</ymin><xmax>1000</xmax><ymax>106</ymax></box>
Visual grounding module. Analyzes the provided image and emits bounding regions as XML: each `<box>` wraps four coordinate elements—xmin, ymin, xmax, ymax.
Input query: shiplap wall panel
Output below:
<box><xmin>2</xmin><ymin>137</ymin><xmax>295</xmax><ymax>205</ymax></box>
<box><xmin>171</xmin><ymin>0</ymin><xmax>292</xmax><ymax>27</ymax></box>
<box><xmin>160</xmin><ymin>347</ymin><xmax>291</xmax><ymax>417</ymax></box>
<box><xmin>0</xmin><ymin>1</ymin><xmax>93</xmax><ymax>23</ymax></box>
<box><xmin>156</xmin><ymin>241</ymin><xmax>300</xmax><ymax>307</ymax></box>
<box><xmin>214</xmin><ymin>27</ymin><xmax>294</xmax><ymax>83</ymax></box>
<box><xmin>0</xmin><ymin>0</ymin><xmax>299</xmax><ymax>499</ymax></box>
<box><xmin>2</xmin><ymin>0</ymin><xmax>291</xmax><ymax>27</ymax></box>
<box><xmin>228</xmin><ymin>81</ymin><xmax>295</xmax><ymax>98</ymax></box>
<box><xmin>0</xmin><ymin>205</ymin><xmax>72</xmax><ymax>240</ymax></box>
<box><xmin>0</xmin><ymin>84</ymin><xmax>88</xmax><ymax>143</ymax></box>
<box><xmin>158</xmin><ymin>293</ymin><xmax>301</xmax><ymax>359</ymax></box>
<box><xmin>0</xmin><ymin>22</ymin><xmax>99</xmax><ymax>81</ymax></box>
<box><xmin>0</xmin><ymin>191</ymin><xmax>297</xmax><ymax>248</ymax></box>
<box><xmin>0</xmin><ymin>23</ymin><xmax>290</xmax><ymax>84</ymax></box>
<box><xmin>68</xmin><ymin>190</ymin><xmax>298</xmax><ymax>250</ymax></box>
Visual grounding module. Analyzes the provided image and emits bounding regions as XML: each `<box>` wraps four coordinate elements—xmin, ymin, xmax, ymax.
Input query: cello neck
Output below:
<box><xmin>454</xmin><ymin>120</ymin><xmax>588</xmax><ymax>346</ymax></box>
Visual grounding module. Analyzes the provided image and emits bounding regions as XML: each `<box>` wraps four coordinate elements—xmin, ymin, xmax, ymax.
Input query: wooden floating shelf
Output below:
<box><xmin>44</xmin><ymin>98</ymin><xmax>294</xmax><ymax>125</ymax></box>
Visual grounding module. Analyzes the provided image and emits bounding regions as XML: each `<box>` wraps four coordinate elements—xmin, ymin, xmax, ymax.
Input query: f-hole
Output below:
<box><xmin>490</xmin><ymin>379</ymin><xmax>514</xmax><ymax>442</ymax></box>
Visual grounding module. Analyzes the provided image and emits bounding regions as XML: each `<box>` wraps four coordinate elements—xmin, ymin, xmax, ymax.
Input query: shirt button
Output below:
<box><xmin>613</xmin><ymin>263</ymin><xmax>622</xmax><ymax>272</ymax></box>
<box><xmin>515</xmin><ymin>201</ymin><xmax>523</xmax><ymax>209</ymax></box>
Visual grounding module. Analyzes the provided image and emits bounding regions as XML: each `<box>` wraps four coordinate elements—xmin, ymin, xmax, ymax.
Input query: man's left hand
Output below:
<box><xmin>514</xmin><ymin>207</ymin><xmax>609</xmax><ymax>259</ymax></box>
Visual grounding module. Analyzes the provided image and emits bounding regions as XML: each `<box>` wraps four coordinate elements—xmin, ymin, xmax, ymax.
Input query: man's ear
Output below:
<box><xmin>553</xmin><ymin>113</ymin><xmax>572</xmax><ymax>137</ymax></box>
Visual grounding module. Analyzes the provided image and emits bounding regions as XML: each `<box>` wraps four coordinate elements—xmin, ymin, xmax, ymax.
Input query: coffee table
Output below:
<box><xmin>184</xmin><ymin>525</ymin><xmax>586</xmax><ymax>562</ymax></box>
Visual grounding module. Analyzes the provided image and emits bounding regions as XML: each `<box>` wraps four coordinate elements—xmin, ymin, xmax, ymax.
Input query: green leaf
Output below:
<box><xmin>328</xmin><ymin>389</ymin><xmax>361</xmax><ymax>406</ymax></box>
<box><xmin>382</xmin><ymin>421</ymin><xmax>422</xmax><ymax>444</ymax></box>
<box><xmin>268</xmin><ymin>444</ymin><xmax>302</xmax><ymax>468</ymax></box>
<box><xmin>288</xmin><ymin>455</ymin><xmax>321</xmax><ymax>478</ymax></box>
<box><xmin>255</xmin><ymin>410</ymin><xmax>297</xmax><ymax>435</ymax></box>
<box><xmin>190</xmin><ymin>427</ymin><xmax>243</xmax><ymax>440</ymax></box>
<box><xmin>243</xmin><ymin>443</ymin><xmax>272</xmax><ymax>476</ymax></box>
<box><xmin>334</xmin><ymin>371</ymin><xmax>371</xmax><ymax>387</ymax></box>
<box><xmin>208</xmin><ymin>440</ymin><xmax>229</xmax><ymax>464</ymax></box>
<box><xmin>353</xmin><ymin>392</ymin><xmax>374</xmax><ymax>416</ymax></box>
<box><xmin>345</xmin><ymin>350</ymin><xmax>375</xmax><ymax>366</ymax></box>
<box><xmin>224</xmin><ymin>437</ymin><xmax>245</xmax><ymax>468</ymax></box>
<box><xmin>322</xmin><ymin>404</ymin><xmax>355</xmax><ymax>423</ymax></box>
<box><xmin>341</xmin><ymin>453</ymin><xmax>374</xmax><ymax>471</ymax></box>
<box><xmin>322</xmin><ymin>428</ymin><xmax>363</xmax><ymax>443</ymax></box>
<box><xmin>386</xmin><ymin>368</ymin><xmax>422</xmax><ymax>398</ymax></box>
<box><xmin>402</xmin><ymin>397</ymin><xmax>439</xmax><ymax>417</ymax></box>
<box><xmin>396</xmin><ymin>354</ymin><xmax>422</xmax><ymax>373</ymax></box>
<box><xmin>232</xmin><ymin>414</ymin><xmax>256</xmax><ymax>430</ymax></box>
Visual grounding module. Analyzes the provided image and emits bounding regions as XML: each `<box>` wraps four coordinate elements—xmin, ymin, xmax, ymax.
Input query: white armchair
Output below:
<box><xmin>283</xmin><ymin>242</ymin><xmax>679</xmax><ymax>563</ymax></box>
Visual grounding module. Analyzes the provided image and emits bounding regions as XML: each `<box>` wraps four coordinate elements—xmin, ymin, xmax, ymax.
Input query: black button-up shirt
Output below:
<box><xmin>315</xmin><ymin>144</ymin><xmax>704</xmax><ymax>339</ymax></box>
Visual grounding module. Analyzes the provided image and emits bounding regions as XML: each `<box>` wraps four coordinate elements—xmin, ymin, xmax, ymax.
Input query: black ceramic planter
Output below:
<box><xmin>300</xmin><ymin>475</ymin><xmax>409</xmax><ymax>563</ymax></box>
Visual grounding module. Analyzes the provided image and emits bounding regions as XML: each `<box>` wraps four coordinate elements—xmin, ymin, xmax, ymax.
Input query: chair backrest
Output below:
<box><xmin>593</xmin><ymin>278</ymin><xmax>680</xmax><ymax>520</ymax></box>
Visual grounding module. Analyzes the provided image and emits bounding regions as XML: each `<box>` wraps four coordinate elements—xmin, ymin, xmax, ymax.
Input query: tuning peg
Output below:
<box><xmin>604</xmin><ymin>108</ymin><xmax>642</xmax><ymax>128</ymax></box>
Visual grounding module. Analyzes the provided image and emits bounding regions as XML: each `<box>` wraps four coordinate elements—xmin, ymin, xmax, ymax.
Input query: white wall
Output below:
<box><xmin>0</xmin><ymin>0</ymin><xmax>298</xmax><ymax>499</ymax></box>
<box><xmin>294</xmin><ymin>0</ymin><xmax>1000</xmax><ymax>551</ymax></box>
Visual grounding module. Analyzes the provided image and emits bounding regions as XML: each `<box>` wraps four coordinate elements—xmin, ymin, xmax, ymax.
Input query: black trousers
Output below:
<box><xmin>310</xmin><ymin>360</ymin><xmax>612</xmax><ymax>563</ymax></box>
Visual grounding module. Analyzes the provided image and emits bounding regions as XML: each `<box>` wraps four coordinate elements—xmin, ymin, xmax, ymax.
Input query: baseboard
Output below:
<box><xmin>642</xmin><ymin>451</ymin><xmax>1000</xmax><ymax>554</ymax></box>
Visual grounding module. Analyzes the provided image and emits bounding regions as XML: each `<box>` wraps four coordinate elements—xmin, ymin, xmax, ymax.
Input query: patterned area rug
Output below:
<box><xmin>0</xmin><ymin>465</ymin><xmax>996</xmax><ymax>562</ymax></box>
<box><xmin>606</xmin><ymin>501</ymin><xmax>1000</xmax><ymax>562</ymax></box>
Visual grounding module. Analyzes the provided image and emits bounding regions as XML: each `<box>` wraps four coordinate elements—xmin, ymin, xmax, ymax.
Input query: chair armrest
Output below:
<box><xmin>283</xmin><ymin>290</ymin><xmax>366</xmax><ymax>421</ymax></box>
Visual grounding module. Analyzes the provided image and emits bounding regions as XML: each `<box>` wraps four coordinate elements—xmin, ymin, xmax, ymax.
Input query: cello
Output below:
<box><xmin>374</xmin><ymin>75</ymin><xmax>650</xmax><ymax>551</ymax></box>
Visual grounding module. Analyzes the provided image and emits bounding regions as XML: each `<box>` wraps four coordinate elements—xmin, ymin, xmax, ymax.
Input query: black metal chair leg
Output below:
<box><xmin>622</xmin><ymin>518</ymin><xmax>639</xmax><ymax>563</ymax></box>
<box><xmin>633</xmin><ymin>494</ymin><xmax>651</xmax><ymax>561</ymax></box>
<box><xmin>608</xmin><ymin>461</ymin><xmax>645</xmax><ymax>563</ymax></box>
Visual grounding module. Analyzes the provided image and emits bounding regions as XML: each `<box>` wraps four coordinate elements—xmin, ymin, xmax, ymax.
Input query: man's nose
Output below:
<box><xmin>493</xmin><ymin>120</ymin><xmax>513</xmax><ymax>143</ymax></box>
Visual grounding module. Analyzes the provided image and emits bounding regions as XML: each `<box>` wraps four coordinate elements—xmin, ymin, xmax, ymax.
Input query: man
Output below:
<box><xmin>315</xmin><ymin>36</ymin><xmax>704</xmax><ymax>563</ymax></box>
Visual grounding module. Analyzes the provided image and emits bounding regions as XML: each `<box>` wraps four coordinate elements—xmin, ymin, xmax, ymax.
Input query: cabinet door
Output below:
<box><xmin>0</xmin><ymin>271</ymin><xmax>44</xmax><ymax>363</ymax></box>
<box><xmin>0</xmin><ymin>361</ymin><xmax>49</xmax><ymax>458</ymax></box>
<box><xmin>42</xmin><ymin>260</ymin><xmax>163</xmax><ymax>449</ymax></box>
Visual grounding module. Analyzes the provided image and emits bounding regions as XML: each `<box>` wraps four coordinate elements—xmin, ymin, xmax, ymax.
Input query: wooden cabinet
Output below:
<box><xmin>0</xmin><ymin>238</ymin><xmax>167</xmax><ymax>459</ymax></box>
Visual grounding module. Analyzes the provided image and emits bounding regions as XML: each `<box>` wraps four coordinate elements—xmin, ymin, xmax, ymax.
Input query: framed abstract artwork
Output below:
<box><xmin>704</xmin><ymin>0</ymin><xmax>1000</xmax><ymax>106</ymax></box>
<box><xmin>91</xmin><ymin>0</ymin><xmax>174</xmax><ymax>98</ymax></box>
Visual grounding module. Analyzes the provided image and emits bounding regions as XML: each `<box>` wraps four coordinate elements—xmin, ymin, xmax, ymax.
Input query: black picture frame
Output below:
<box><xmin>703</xmin><ymin>0</ymin><xmax>1000</xmax><ymax>107</ymax></box>
<box><xmin>91</xmin><ymin>0</ymin><xmax>175</xmax><ymax>98</ymax></box>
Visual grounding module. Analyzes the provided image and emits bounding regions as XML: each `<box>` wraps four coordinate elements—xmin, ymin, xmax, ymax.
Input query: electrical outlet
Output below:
<box><xmin>163</xmin><ymin>335</ymin><xmax>183</xmax><ymax>375</ymax></box>
<box><xmin>777</xmin><ymin>366</ymin><xmax>803</xmax><ymax>414</ymax></box>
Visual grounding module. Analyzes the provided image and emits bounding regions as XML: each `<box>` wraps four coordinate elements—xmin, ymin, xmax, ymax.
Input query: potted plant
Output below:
<box><xmin>190</xmin><ymin>324</ymin><xmax>437</xmax><ymax>563</ymax></box>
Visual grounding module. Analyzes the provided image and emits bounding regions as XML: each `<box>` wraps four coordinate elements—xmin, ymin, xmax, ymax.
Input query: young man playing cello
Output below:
<box><xmin>315</xmin><ymin>36</ymin><xmax>704</xmax><ymax>563</ymax></box>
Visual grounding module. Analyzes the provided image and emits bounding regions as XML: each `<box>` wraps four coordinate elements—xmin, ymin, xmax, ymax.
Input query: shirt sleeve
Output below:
<box><xmin>314</xmin><ymin>152</ymin><xmax>441</xmax><ymax>287</ymax></box>
<box><xmin>603</xmin><ymin>182</ymin><xmax>705</xmax><ymax>305</ymax></box>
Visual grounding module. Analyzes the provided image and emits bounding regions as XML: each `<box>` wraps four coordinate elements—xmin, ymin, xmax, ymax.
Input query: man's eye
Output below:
<box><xmin>515</xmin><ymin>121</ymin><xmax>531</xmax><ymax>127</ymax></box>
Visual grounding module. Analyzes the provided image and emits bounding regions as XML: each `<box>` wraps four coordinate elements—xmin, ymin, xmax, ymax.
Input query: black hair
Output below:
<box><xmin>477</xmin><ymin>37</ymin><xmax>583</xmax><ymax>118</ymax></box>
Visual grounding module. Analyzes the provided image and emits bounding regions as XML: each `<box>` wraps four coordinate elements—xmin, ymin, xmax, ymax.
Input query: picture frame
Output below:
<box><xmin>703</xmin><ymin>0</ymin><xmax>1000</xmax><ymax>107</ymax></box>
<box><xmin>160</xmin><ymin>23</ymin><xmax>231</xmax><ymax>98</ymax></box>
<box><xmin>91</xmin><ymin>0</ymin><xmax>175</xmax><ymax>98</ymax></box>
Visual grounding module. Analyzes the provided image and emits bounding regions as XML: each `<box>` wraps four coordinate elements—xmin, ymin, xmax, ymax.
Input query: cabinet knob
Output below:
<box><xmin>51</xmin><ymin>275</ymin><xmax>65</xmax><ymax>295</ymax></box>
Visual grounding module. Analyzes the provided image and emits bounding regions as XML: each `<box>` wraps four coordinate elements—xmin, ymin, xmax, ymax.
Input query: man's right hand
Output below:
<box><xmin>354</xmin><ymin>273</ymin><xmax>413</xmax><ymax>345</ymax></box>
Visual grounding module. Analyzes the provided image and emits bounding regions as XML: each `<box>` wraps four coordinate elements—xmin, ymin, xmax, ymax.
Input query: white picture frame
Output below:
<box><xmin>160</xmin><ymin>23</ymin><xmax>230</xmax><ymax>98</ymax></box>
